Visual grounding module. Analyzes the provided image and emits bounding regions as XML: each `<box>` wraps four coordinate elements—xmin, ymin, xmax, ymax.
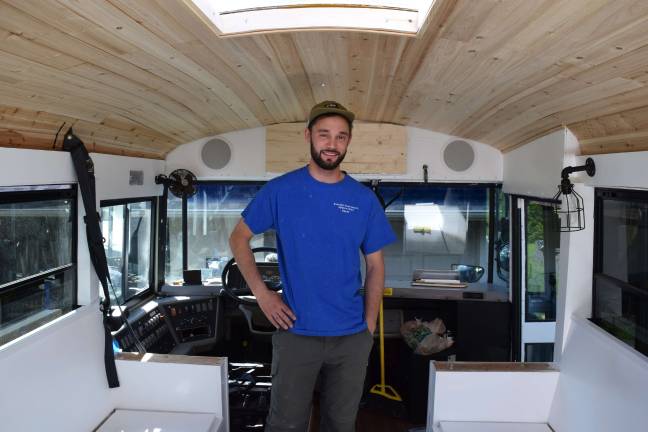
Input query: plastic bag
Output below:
<box><xmin>400</xmin><ymin>318</ymin><xmax>454</xmax><ymax>355</ymax></box>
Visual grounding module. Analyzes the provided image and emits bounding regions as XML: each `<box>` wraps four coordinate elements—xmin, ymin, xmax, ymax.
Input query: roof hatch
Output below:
<box><xmin>188</xmin><ymin>1</ymin><xmax>437</xmax><ymax>36</ymax></box>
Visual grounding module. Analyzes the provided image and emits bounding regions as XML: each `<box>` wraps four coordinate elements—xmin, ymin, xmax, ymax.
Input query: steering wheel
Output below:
<box><xmin>221</xmin><ymin>247</ymin><xmax>282</xmax><ymax>307</ymax></box>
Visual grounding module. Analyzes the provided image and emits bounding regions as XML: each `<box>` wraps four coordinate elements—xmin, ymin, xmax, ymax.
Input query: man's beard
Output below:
<box><xmin>310</xmin><ymin>139</ymin><xmax>346</xmax><ymax>170</ymax></box>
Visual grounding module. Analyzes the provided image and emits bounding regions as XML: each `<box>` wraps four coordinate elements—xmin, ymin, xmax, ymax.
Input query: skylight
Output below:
<box><xmin>189</xmin><ymin>1</ymin><xmax>437</xmax><ymax>36</ymax></box>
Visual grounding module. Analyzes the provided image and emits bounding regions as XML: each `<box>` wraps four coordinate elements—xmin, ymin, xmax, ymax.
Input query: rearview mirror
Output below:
<box><xmin>451</xmin><ymin>264</ymin><xmax>485</xmax><ymax>283</ymax></box>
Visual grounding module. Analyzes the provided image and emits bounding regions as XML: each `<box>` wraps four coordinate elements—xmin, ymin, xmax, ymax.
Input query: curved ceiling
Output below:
<box><xmin>1</xmin><ymin>0</ymin><xmax>648</xmax><ymax>159</ymax></box>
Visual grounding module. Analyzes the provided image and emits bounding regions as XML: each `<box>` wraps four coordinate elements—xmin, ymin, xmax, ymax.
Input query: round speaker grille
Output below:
<box><xmin>443</xmin><ymin>140</ymin><xmax>475</xmax><ymax>172</ymax></box>
<box><xmin>201</xmin><ymin>138</ymin><xmax>231</xmax><ymax>170</ymax></box>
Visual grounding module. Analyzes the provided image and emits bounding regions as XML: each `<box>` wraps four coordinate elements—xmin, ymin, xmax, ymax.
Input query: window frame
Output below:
<box><xmin>100</xmin><ymin>196</ymin><xmax>157</xmax><ymax>304</ymax></box>
<box><xmin>510</xmin><ymin>194</ymin><xmax>560</xmax><ymax>361</ymax></box>
<box><xmin>592</xmin><ymin>187</ymin><xmax>648</xmax><ymax>356</ymax></box>
<box><xmin>524</xmin><ymin>342</ymin><xmax>554</xmax><ymax>362</ymax></box>
<box><xmin>593</xmin><ymin>187</ymin><xmax>648</xmax><ymax>275</ymax></box>
<box><xmin>362</xmin><ymin>180</ymin><xmax>500</xmax><ymax>283</ymax></box>
<box><xmin>0</xmin><ymin>185</ymin><xmax>78</xmax><ymax>345</ymax></box>
<box><xmin>166</xmin><ymin>180</ymin><xmax>267</xmax><ymax>284</ymax></box>
<box><xmin>0</xmin><ymin>185</ymin><xmax>78</xmax><ymax>294</ymax></box>
<box><xmin>165</xmin><ymin>180</ymin><xmax>501</xmax><ymax>286</ymax></box>
<box><xmin>523</xmin><ymin>199</ymin><xmax>559</xmax><ymax>323</ymax></box>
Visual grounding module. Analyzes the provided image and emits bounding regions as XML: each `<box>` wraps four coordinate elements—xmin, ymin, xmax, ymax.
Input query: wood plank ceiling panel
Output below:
<box><xmin>0</xmin><ymin>0</ymin><xmax>211</xmax><ymax>154</ymax></box>
<box><xmin>151</xmin><ymin>0</ymin><xmax>275</xmax><ymax>125</ymax></box>
<box><xmin>1</xmin><ymin>0</ymin><xmax>648</xmax><ymax>158</ymax></box>
<box><xmin>53</xmin><ymin>0</ymin><xmax>253</xmax><ymax>129</ymax></box>
<box><xmin>471</xmin><ymin>1</ymin><xmax>648</xmax><ymax>149</ymax></box>
<box><xmin>408</xmin><ymin>0</ymin><xmax>648</xmax><ymax>148</ymax></box>
<box><xmin>464</xmin><ymin>0</ymin><xmax>648</xmax><ymax>149</ymax></box>
<box><xmin>569</xmin><ymin>104</ymin><xmax>648</xmax><ymax>154</ymax></box>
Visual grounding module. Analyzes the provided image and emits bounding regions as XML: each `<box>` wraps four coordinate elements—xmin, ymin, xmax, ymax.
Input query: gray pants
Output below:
<box><xmin>265</xmin><ymin>329</ymin><xmax>374</xmax><ymax>432</ymax></box>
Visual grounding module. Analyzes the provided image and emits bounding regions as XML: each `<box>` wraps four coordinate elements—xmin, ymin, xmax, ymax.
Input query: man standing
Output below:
<box><xmin>229</xmin><ymin>101</ymin><xmax>396</xmax><ymax>432</ymax></box>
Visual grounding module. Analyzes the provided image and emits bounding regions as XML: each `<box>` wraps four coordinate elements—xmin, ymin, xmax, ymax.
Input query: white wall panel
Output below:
<box><xmin>554</xmin><ymin>184</ymin><xmax>594</xmax><ymax>361</ymax></box>
<box><xmin>503</xmin><ymin>129</ymin><xmax>566</xmax><ymax>199</ymax></box>
<box><xmin>584</xmin><ymin>151</ymin><xmax>648</xmax><ymax>190</ymax></box>
<box><xmin>0</xmin><ymin>305</ymin><xmax>113</xmax><ymax>431</ymax></box>
<box><xmin>431</xmin><ymin>369</ymin><xmax>558</xmax><ymax>425</ymax></box>
<box><xmin>0</xmin><ymin>304</ymin><xmax>228</xmax><ymax>431</ymax></box>
<box><xmin>93</xmin><ymin>153</ymin><xmax>164</xmax><ymax>200</ymax></box>
<box><xmin>166</xmin><ymin>126</ymin><xmax>503</xmax><ymax>182</ymax></box>
<box><xmin>166</xmin><ymin>127</ymin><xmax>267</xmax><ymax>180</ymax></box>
<box><xmin>549</xmin><ymin>317</ymin><xmax>648</xmax><ymax>432</ymax></box>
<box><xmin>0</xmin><ymin>147</ymin><xmax>76</xmax><ymax>186</ymax></box>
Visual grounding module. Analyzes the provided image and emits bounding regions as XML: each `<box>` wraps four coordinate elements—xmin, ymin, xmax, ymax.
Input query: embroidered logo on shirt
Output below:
<box><xmin>334</xmin><ymin>202</ymin><xmax>359</xmax><ymax>214</ymax></box>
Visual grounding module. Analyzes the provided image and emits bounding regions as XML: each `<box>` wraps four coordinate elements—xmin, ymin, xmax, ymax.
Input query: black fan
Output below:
<box><xmin>155</xmin><ymin>169</ymin><xmax>198</xmax><ymax>198</ymax></box>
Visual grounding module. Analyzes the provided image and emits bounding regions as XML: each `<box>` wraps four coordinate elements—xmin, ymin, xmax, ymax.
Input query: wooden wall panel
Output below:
<box><xmin>266</xmin><ymin>123</ymin><xmax>407</xmax><ymax>174</ymax></box>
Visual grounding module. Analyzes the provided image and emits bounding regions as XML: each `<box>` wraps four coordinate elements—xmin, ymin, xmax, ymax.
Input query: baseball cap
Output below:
<box><xmin>308</xmin><ymin>100</ymin><xmax>355</xmax><ymax>128</ymax></box>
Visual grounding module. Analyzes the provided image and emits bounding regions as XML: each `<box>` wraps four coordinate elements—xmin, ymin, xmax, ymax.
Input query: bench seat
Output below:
<box><xmin>439</xmin><ymin>421</ymin><xmax>552</xmax><ymax>432</ymax></box>
<box><xmin>0</xmin><ymin>305</ymin><xmax>229</xmax><ymax>431</ymax></box>
<box><xmin>428</xmin><ymin>316</ymin><xmax>648</xmax><ymax>432</ymax></box>
<box><xmin>96</xmin><ymin>409</ymin><xmax>221</xmax><ymax>432</ymax></box>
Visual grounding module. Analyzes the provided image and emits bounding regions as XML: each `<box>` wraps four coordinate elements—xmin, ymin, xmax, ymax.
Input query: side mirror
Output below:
<box><xmin>495</xmin><ymin>242</ymin><xmax>510</xmax><ymax>282</ymax></box>
<box><xmin>451</xmin><ymin>264</ymin><xmax>485</xmax><ymax>283</ymax></box>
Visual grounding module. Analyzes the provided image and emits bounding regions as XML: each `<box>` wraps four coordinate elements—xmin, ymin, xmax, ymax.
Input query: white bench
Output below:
<box><xmin>437</xmin><ymin>422</ymin><xmax>551</xmax><ymax>432</ymax></box>
<box><xmin>96</xmin><ymin>409</ymin><xmax>219</xmax><ymax>432</ymax></box>
<box><xmin>427</xmin><ymin>316</ymin><xmax>648</xmax><ymax>432</ymax></box>
<box><xmin>0</xmin><ymin>303</ymin><xmax>229</xmax><ymax>432</ymax></box>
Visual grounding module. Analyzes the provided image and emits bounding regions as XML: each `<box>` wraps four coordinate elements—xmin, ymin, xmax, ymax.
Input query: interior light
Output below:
<box><xmin>552</xmin><ymin>158</ymin><xmax>596</xmax><ymax>232</ymax></box>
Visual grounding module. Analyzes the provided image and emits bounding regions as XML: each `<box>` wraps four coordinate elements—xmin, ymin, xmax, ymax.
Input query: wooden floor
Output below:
<box><xmin>356</xmin><ymin>408</ymin><xmax>420</xmax><ymax>432</ymax></box>
<box><xmin>309</xmin><ymin>403</ymin><xmax>420</xmax><ymax>432</ymax></box>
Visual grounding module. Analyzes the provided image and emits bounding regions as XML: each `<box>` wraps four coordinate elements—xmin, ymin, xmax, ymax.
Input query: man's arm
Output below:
<box><xmin>364</xmin><ymin>250</ymin><xmax>385</xmax><ymax>335</ymax></box>
<box><xmin>229</xmin><ymin>219</ymin><xmax>295</xmax><ymax>329</ymax></box>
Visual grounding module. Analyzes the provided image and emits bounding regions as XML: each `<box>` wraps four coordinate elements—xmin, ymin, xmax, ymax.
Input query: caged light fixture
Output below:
<box><xmin>552</xmin><ymin>157</ymin><xmax>596</xmax><ymax>232</ymax></box>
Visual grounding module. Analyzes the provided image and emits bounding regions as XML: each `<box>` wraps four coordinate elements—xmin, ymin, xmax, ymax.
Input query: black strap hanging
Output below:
<box><xmin>62</xmin><ymin>128</ymin><xmax>120</xmax><ymax>388</ymax></box>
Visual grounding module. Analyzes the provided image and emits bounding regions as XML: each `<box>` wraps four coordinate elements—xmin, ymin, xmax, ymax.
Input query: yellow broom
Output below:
<box><xmin>369</xmin><ymin>300</ymin><xmax>403</xmax><ymax>401</ymax></box>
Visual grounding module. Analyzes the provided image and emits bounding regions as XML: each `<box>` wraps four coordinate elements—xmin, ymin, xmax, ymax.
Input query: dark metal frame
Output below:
<box><xmin>0</xmin><ymin>184</ymin><xmax>78</xmax><ymax>309</ymax></box>
<box><xmin>523</xmin><ymin>199</ymin><xmax>559</xmax><ymax>324</ymax></box>
<box><xmin>511</xmin><ymin>195</ymin><xmax>522</xmax><ymax>361</ymax></box>
<box><xmin>99</xmin><ymin>196</ymin><xmax>157</xmax><ymax>304</ymax></box>
<box><xmin>592</xmin><ymin>188</ymin><xmax>606</xmax><ymax>314</ymax></box>
<box><xmin>161</xmin><ymin>180</ymin><xmax>502</xmax><ymax>284</ymax></box>
<box><xmin>510</xmin><ymin>194</ymin><xmax>561</xmax><ymax>361</ymax></box>
<box><xmin>159</xmin><ymin>180</ymin><xmax>267</xmax><ymax>284</ymax></box>
<box><xmin>360</xmin><ymin>181</ymin><xmax>501</xmax><ymax>187</ymax></box>
<box><xmin>0</xmin><ymin>186</ymin><xmax>75</xmax><ymax>204</ymax></box>
<box><xmin>593</xmin><ymin>187</ymin><xmax>648</xmax><ymax>278</ymax></box>
<box><xmin>363</xmin><ymin>181</ymin><xmax>501</xmax><ymax>283</ymax></box>
<box><xmin>524</xmin><ymin>342</ymin><xmax>555</xmax><ymax>362</ymax></box>
<box><xmin>182</xmin><ymin>197</ymin><xmax>188</xmax><ymax>271</ymax></box>
<box><xmin>487</xmin><ymin>187</ymin><xmax>496</xmax><ymax>283</ymax></box>
<box><xmin>592</xmin><ymin>188</ymin><xmax>648</xmax><ymax>356</ymax></box>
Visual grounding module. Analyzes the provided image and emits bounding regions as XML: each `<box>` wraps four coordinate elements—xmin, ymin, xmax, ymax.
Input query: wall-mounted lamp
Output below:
<box><xmin>552</xmin><ymin>157</ymin><xmax>596</xmax><ymax>232</ymax></box>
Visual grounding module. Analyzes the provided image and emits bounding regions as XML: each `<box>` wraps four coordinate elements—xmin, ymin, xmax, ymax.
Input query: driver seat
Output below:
<box><xmin>221</xmin><ymin>254</ymin><xmax>279</xmax><ymax>336</ymax></box>
<box><xmin>238</xmin><ymin>304</ymin><xmax>276</xmax><ymax>335</ymax></box>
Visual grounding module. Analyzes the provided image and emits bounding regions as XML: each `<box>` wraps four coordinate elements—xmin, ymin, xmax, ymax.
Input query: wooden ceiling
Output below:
<box><xmin>1</xmin><ymin>0</ymin><xmax>648</xmax><ymax>159</ymax></box>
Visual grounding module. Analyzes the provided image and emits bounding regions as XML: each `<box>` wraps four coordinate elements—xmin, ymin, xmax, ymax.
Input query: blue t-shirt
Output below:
<box><xmin>242</xmin><ymin>166</ymin><xmax>396</xmax><ymax>336</ymax></box>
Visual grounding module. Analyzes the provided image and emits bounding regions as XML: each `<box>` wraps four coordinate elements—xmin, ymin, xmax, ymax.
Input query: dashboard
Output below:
<box><xmin>113</xmin><ymin>294</ymin><xmax>223</xmax><ymax>355</ymax></box>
